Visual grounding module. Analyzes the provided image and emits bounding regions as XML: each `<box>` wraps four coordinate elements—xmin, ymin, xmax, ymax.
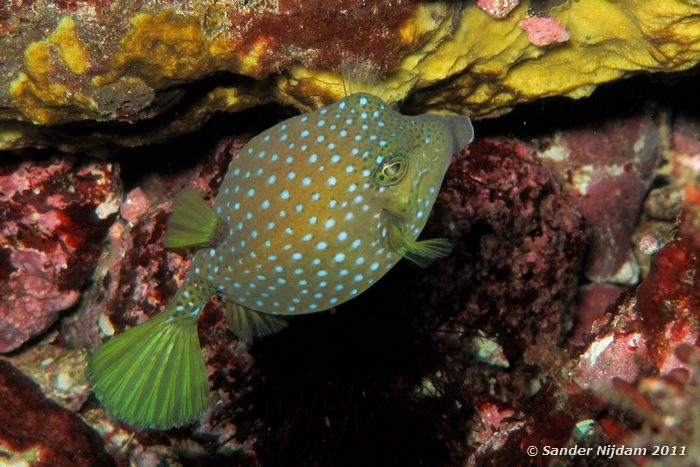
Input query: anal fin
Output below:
<box><xmin>224</xmin><ymin>302</ymin><xmax>288</xmax><ymax>338</ymax></box>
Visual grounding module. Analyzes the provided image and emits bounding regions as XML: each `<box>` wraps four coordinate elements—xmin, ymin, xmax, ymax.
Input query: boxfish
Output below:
<box><xmin>89</xmin><ymin>91</ymin><xmax>474</xmax><ymax>429</ymax></box>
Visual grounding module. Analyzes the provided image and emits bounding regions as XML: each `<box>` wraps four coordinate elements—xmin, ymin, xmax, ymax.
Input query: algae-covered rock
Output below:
<box><xmin>0</xmin><ymin>360</ymin><xmax>115</xmax><ymax>467</ymax></box>
<box><xmin>1</xmin><ymin>0</ymin><xmax>700</xmax><ymax>154</ymax></box>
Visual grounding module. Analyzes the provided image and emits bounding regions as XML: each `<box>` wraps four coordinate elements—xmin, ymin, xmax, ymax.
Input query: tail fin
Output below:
<box><xmin>164</xmin><ymin>187</ymin><xmax>225</xmax><ymax>249</ymax></box>
<box><xmin>88</xmin><ymin>297</ymin><xmax>209</xmax><ymax>429</ymax></box>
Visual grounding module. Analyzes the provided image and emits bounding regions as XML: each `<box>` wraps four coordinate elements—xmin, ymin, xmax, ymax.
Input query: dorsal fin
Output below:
<box><xmin>340</xmin><ymin>62</ymin><xmax>401</xmax><ymax>104</ymax></box>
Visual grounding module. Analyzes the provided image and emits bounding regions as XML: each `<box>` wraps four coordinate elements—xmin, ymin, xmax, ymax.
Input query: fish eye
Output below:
<box><xmin>373</xmin><ymin>154</ymin><xmax>408</xmax><ymax>186</ymax></box>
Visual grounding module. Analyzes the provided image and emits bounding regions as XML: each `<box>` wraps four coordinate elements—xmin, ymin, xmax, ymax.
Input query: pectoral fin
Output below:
<box><xmin>396</xmin><ymin>235</ymin><xmax>452</xmax><ymax>267</ymax></box>
<box><xmin>385</xmin><ymin>213</ymin><xmax>452</xmax><ymax>267</ymax></box>
<box><xmin>224</xmin><ymin>302</ymin><xmax>288</xmax><ymax>338</ymax></box>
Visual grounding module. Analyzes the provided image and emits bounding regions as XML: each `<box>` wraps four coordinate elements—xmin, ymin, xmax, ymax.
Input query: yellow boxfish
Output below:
<box><xmin>88</xmin><ymin>87</ymin><xmax>474</xmax><ymax>429</ymax></box>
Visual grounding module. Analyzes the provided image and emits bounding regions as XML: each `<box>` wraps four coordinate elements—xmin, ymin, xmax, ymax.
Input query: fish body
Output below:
<box><xmin>191</xmin><ymin>93</ymin><xmax>464</xmax><ymax>314</ymax></box>
<box><xmin>89</xmin><ymin>91</ymin><xmax>474</xmax><ymax>429</ymax></box>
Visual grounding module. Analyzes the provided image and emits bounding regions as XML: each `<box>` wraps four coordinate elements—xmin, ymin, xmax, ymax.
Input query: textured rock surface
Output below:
<box><xmin>8</xmin><ymin>333</ymin><xmax>92</xmax><ymax>412</ymax></box>
<box><xmin>63</xmin><ymin>136</ymin><xmax>240</xmax><ymax>350</ymax></box>
<box><xmin>0</xmin><ymin>359</ymin><xmax>115</xmax><ymax>467</ymax></box>
<box><xmin>1</xmin><ymin>0</ymin><xmax>700</xmax><ymax>153</ymax></box>
<box><xmin>537</xmin><ymin>114</ymin><xmax>662</xmax><ymax>285</ymax></box>
<box><xmin>426</xmin><ymin>138</ymin><xmax>585</xmax><ymax>353</ymax></box>
<box><xmin>458</xmin><ymin>102</ymin><xmax>700</xmax><ymax>465</ymax></box>
<box><xmin>0</xmin><ymin>155</ymin><xmax>121</xmax><ymax>353</ymax></box>
<box><xmin>62</xmin><ymin>137</ymin><xmax>260</xmax><ymax>464</ymax></box>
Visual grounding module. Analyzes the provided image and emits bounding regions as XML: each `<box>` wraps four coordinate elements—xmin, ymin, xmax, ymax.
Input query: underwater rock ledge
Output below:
<box><xmin>1</xmin><ymin>0</ymin><xmax>700</xmax><ymax>153</ymax></box>
<box><xmin>0</xmin><ymin>359</ymin><xmax>115</xmax><ymax>467</ymax></box>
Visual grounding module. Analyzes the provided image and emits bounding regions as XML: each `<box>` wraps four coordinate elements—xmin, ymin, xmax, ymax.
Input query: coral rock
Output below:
<box><xmin>476</xmin><ymin>0</ymin><xmax>520</xmax><ymax>19</ymax></box>
<box><xmin>8</xmin><ymin>335</ymin><xmax>92</xmax><ymax>412</ymax></box>
<box><xmin>64</xmin><ymin>138</ymin><xmax>238</xmax><ymax>351</ymax></box>
<box><xmin>2</xmin><ymin>1</ymin><xmax>700</xmax><ymax>152</ymax></box>
<box><xmin>518</xmin><ymin>16</ymin><xmax>569</xmax><ymax>47</ymax></box>
<box><xmin>0</xmin><ymin>155</ymin><xmax>121</xmax><ymax>353</ymax></box>
<box><xmin>426</xmin><ymin>138</ymin><xmax>585</xmax><ymax>353</ymax></box>
<box><xmin>538</xmin><ymin>114</ymin><xmax>662</xmax><ymax>284</ymax></box>
<box><xmin>570</xmin><ymin>283</ymin><xmax>623</xmax><ymax>347</ymax></box>
<box><xmin>62</xmin><ymin>137</ymin><xmax>259</xmax><ymax>463</ymax></box>
<box><xmin>0</xmin><ymin>360</ymin><xmax>115</xmax><ymax>467</ymax></box>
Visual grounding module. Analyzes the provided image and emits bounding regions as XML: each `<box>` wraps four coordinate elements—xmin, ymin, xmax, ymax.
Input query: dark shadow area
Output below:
<box><xmin>244</xmin><ymin>264</ymin><xmax>453</xmax><ymax>467</ymax></box>
<box><xmin>475</xmin><ymin>68</ymin><xmax>700</xmax><ymax>140</ymax></box>
<box><xmin>118</xmin><ymin>102</ymin><xmax>297</xmax><ymax>191</ymax></box>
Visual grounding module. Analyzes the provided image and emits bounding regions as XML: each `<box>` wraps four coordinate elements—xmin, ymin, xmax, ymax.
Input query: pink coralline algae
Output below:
<box><xmin>0</xmin><ymin>155</ymin><xmax>121</xmax><ymax>353</ymax></box>
<box><xmin>425</xmin><ymin>138</ymin><xmax>585</xmax><ymax>351</ymax></box>
<box><xmin>518</xmin><ymin>16</ymin><xmax>570</xmax><ymax>47</ymax></box>
<box><xmin>413</xmin><ymin>138</ymin><xmax>585</xmax><ymax>461</ymax></box>
<box><xmin>569</xmin><ymin>283</ymin><xmax>623</xmax><ymax>347</ymax></box>
<box><xmin>0</xmin><ymin>360</ymin><xmax>115</xmax><ymax>467</ymax></box>
<box><xmin>476</xmin><ymin>0</ymin><xmax>519</xmax><ymax>19</ymax></box>
<box><xmin>63</xmin><ymin>138</ymin><xmax>259</xmax><ymax>463</ymax></box>
<box><xmin>539</xmin><ymin>115</ymin><xmax>662</xmax><ymax>284</ymax></box>
<box><xmin>118</xmin><ymin>187</ymin><xmax>150</xmax><ymax>224</ymax></box>
<box><xmin>460</xmin><ymin>112</ymin><xmax>700</xmax><ymax>464</ymax></box>
<box><xmin>67</xmin><ymin>138</ymin><xmax>238</xmax><ymax>349</ymax></box>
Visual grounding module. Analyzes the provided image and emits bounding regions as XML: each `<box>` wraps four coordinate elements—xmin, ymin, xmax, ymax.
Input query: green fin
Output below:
<box><xmin>398</xmin><ymin>237</ymin><xmax>453</xmax><ymax>267</ymax></box>
<box><xmin>164</xmin><ymin>187</ymin><xmax>225</xmax><ymax>249</ymax></box>
<box><xmin>224</xmin><ymin>302</ymin><xmax>288</xmax><ymax>338</ymax></box>
<box><xmin>88</xmin><ymin>310</ymin><xmax>208</xmax><ymax>429</ymax></box>
<box><xmin>386</xmin><ymin>218</ymin><xmax>452</xmax><ymax>267</ymax></box>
